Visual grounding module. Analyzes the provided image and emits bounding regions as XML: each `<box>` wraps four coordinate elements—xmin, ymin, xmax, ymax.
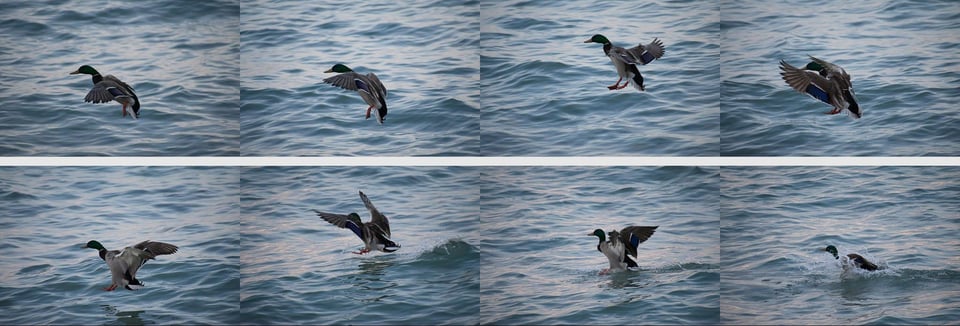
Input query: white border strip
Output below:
<box><xmin>0</xmin><ymin>157</ymin><xmax>957</xmax><ymax>166</ymax></box>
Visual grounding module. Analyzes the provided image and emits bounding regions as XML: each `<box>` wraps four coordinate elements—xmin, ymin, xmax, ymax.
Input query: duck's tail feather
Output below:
<box><xmin>376</xmin><ymin>101</ymin><xmax>387</xmax><ymax>124</ymax></box>
<box><xmin>631</xmin><ymin>74</ymin><xmax>644</xmax><ymax>91</ymax></box>
<box><xmin>378</xmin><ymin>234</ymin><xmax>400</xmax><ymax>252</ymax></box>
<box><xmin>628</xmin><ymin>65</ymin><xmax>645</xmax><ymax>91</ymax></box>
<box><xmin>844</xmin><ymin>91</ymin><xmax>861</xmax><ymax>119</ymax></box>
<box><xmin>131</xmin><ymin>95</ymin><xmax>140</xmax><ymax>118</ymax></box>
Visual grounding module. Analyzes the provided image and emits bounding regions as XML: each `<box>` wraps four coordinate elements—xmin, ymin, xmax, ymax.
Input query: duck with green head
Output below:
<box><xmin>583</xmin><ymin>34</ymin><xmax>665</xmax><ymax>91</ymax></box>
<box><xmin>589</xmin><ymin>226</ymin><xmax>658</xmax><ymax>275</ymax></box>
<box><xmin>83</xmin><ymin>240</ymin><xmax>179</xmax><ymax>291</ymax></box>
<box><xmin>322</xmin><ymin>64</ymin><xmax>388</xmax><ymax>124</ymax></box>
<box><xmin>70</xmin><ymin>65</ymin><xmax>140</xmax><ymax>119</ymax></box>
<box><xmin>313</xmin><ymin>190</ymin><xmax>400</xmax><ymax>254</ymax></box>
<box><xmin>824</xmin><ymin>245</ymin><xmax>878</xmax><ymax>271</ymax></box>
<box><xmin>779</xmin><ymin>56</ymin><xmax>861</xmax><ymax>118</ymax></box>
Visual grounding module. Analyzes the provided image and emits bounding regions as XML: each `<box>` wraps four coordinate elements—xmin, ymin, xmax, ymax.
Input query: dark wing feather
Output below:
<box><xmin>366</xmin><ymin>72</ymin><xmax>387</xmax><ymax>99</ymax></box>
<box><xmin>104</xmin><ymin>75</ymin><xmax>136</xmax><ymax>93</ymax></box>
<box><xmin>779</xmin><ymin>60</ymin><xmax>836</xmax><ymax>105</ymax></box>
<box><xmin>322</xmin><ymin>72</ymin><xmax>364</xmax><ymax>91</ymax></box>
<box><xmin>130</xmin><ymin>240</ymin><xmax>178</xmax><ymax>269</ymax></box>
<box><xmin>359</xmin><ymin>191</ymin><xmax>390</xmax><ymax>238</ymax></box>
<box><xmin>807</xmin><ymin>56</ymin><xmax>854</xmax><ymax>94</ymax></box>
<box><xmin>85</xmin><ymin>75</ymin><xmax>137</xmax><ymax>104</ymax></box>
<box><xmin>85</xmin><ymin>81</ymin><xmax>123</xmax><ymax>103</ymax></box>
<box><xmin>614</xmin><ymin>38</ymin><xmax>665</xmax><ymax>65</ymax></box>
<box><xmin>132</xmin><ymin>240</ymin><xmax>179</xmax><ymax>258</ymax></box>
<box><xmin>355</xmin><ymin>78</ymin><xmax>371</xmax><ymax>93</ymax></box>
<box><xmin>312</xmin><ymin>209</ymin><xmax>364</xmax><ymax>239</ymax></box>
<box><xmin>619</xmin><ymin>226</ymin><xmax>658</xmax><ymax>258</ymax></box>
<box><xmin>847</xmin><ymin>254</ymin><xmax>878</xmax><ymax>271</ymax></box>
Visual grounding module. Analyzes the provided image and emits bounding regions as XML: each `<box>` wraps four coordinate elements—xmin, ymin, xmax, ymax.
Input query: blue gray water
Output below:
<box><xmin>721</xmin><ymin>0</ymin><xmax>960</xmax><ymax>155</ymax></box>
<box><xmin>481</xmin><ymin>1</ymin><xmax>720</xmax><ymax>156</ymax></box>
<box><xmin>0</xmin><ymin>1</ymin><xmax>240</xmax><ymax>156</ymax></box>
<box><xmin>239</xmin><ymin>166</ymin><xmax>480</xmax><ymax>324</ymax></box>
<box><xmin>239</xmin><ymin>0</ymin><xmax>480</xmax><ymax>156</ymax></box>
<box><xmin>0</xmin><ymin>167</ymin><xmax>240</xmax><ymax>324</ymax></box>
<box><xmin>480</xmin><ymin>167</ymin><xmax>721</xmax><ymax>324</ymax></box>
<box><xmin>721</xmin><ymin>166</ymin><xmax>960</xmax><ymax>324</ymax></box>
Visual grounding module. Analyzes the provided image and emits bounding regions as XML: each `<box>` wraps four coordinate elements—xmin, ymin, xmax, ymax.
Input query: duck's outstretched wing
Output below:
<box><xmin>132</xmin><ymin>240</ymin><xmax>179</xmax><ymax>258</ymax></box>
<box><xmin>85</xmin><ymin>75</ymin><xmax>136</xmax><ymax>104</ymax></box>
<box><xmin>614</xmin><ymin>38</ymin><xmax>665</xmax><ymax>65</ymax></box>
<box><xmin>618</xmin><ymin>226</ymin><xmax>658</xmax><ymax>259</ymax></box>
<box><xmin>779</xmin><ymin>60</ymin><xmax>839</xmax><ymax>106</ymax></box>
<box><xmin>313</xmin><ymin>209</ymin><xmax>364</xmax><ymax>240</ymax></box>
<box><xmin>807</xmin><ymin>56</ymin><xmax>850</xmax><ymax>83</ymax></box>
<box><xmin>808</xmin><ymin>56</ymin><xmax>855</xmax><ymax>94</ymax></box>
<box><xmin>359</xmin><ymin>191</ymin><xmax>390</xmax><ymax>238</ymax></box>
<box><xmin>322</xmin><ymin>71</ymin><xmax>365</xmax><ymax>91</ymax></box>
<box><xmin>113</xmin><ymin>241</ymin><xmax>177</xmax><ymax>290</ymax></box>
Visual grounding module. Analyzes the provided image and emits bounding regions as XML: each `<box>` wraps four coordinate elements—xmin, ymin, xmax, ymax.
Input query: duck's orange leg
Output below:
<box><xmin>352</xmin><ymin>248</ymin><xmax>370</xmax><ymax>255</ymax></box>
<box><xmin>365</xmin><ymin>106</ymin><xmax>374</xmax><ymax>120</ymax></box>
<box><xmin>607</xmin><ymin>77</ymin><xmax>623</xmax><ymax>90</ymax></box>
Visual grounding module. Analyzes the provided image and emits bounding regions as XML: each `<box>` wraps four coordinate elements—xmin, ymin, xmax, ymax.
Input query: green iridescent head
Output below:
<box><xmin>824</xmin><ymin>245</ymin><xmax>839</xmax><ymax>259</ymax></box>
<box><xmin>804</xmin><ymin>61</ymin><xmax>824</xmax><ymax>72</ymax></box>
<box><xmin>84</xmin><ymin>240</ymin><xmax>105</xmax><ymax>251</ymax></box>
<box><xmin>584</xmin><ymin>34</ymin><xmax>610</xmax><ymax>44</ymax></box>
<box><xmin>70</xmin><ymin>65</ymin><xmax>100</xmax><ymax>75</ymax></box>
<box><xmin>347</xmin><ymin>212</ymin><xmax>363</xmax><ymax>225</ymax></box>
<box><xmin>324</xmin><ymin>64</ymin><xmax>353</xmax><ymax>73</ymax></box>
<box><xmin>589</xmin><ymin>229</ymin><xmax>606</xmax><ymax>241</ymax></box>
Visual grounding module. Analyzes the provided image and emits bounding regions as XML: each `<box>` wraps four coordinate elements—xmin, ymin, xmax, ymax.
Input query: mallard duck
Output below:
<box><xmin>70</xmin><ymin>65</ymin><xmax>140</xmax><ymax>119</ymax></box>
<box><xmin>583</xmin><ymin>34</ymin><xmax>665</xmax><ymax>91</ymax></box>
<box><xmin>322</xmin><ymin>64</ymin><xmax>388</xmax><ymax>124</ymax></box>
<box><xmin>313</xmin><ymin>190</ymin><xmax>400</xmax><ymax>254</ymax></box>
<box><xmin>83</xmin><ymin>240</ymin><xmax>178</xmax><ymax>291</ymax></box>
<box><xmin>824</xmin><ymin>245</ymin><xmax>878</xmax><ymax>271</ymax></box>
<box><xmin>779</xmin><ymin>56</ymin><xmax>861</xmax><ymax>118</ymax></box>
<box><xmin>589</xmin><ymin>226</ymin><xmax>658</xmax><ymax>274</ymax></box>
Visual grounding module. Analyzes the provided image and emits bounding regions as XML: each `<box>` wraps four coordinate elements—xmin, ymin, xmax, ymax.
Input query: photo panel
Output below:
<box><xmin>0</xmin><ymin>166</ymin><xmax>240</xmax><ymax>324</ymax></box>
<box><xmin>238</xmin><ymin>166</ymin><xmax>480</xmax><ymax>324</ymax></box>
<box><xmin>720</xmin><ymin>166</ymin><xmax>960</xmax><ymax>324</ymax></box>
<box><xmin>720</xmin><ymin>0</ymin><xmax>960</xmax><ymax>155</ymax></box>
<box><xmin>240</xmin><ymin>1</ymin><xmax>481</xmax><ymax>156</ymax></box>
<box><xmin>480</xmin><ymin>1</ymin><xmax>721</xmax><ymax>156</ymax></box>
<box><xmin>479</xmin><ymin>166</ymin><xmax>720</xmax><ymax>324</ymax></box>
<box><xmin>0</xmin><ymin>2</ymin><xmax>241</xmax><ymax>156</ymax></box>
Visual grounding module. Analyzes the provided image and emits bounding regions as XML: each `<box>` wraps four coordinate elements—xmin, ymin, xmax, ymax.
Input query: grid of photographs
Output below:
<box><xmin>1</xmin><ymin>1</ymin><xmax>958</xmax><ymax>325</ymax></box>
